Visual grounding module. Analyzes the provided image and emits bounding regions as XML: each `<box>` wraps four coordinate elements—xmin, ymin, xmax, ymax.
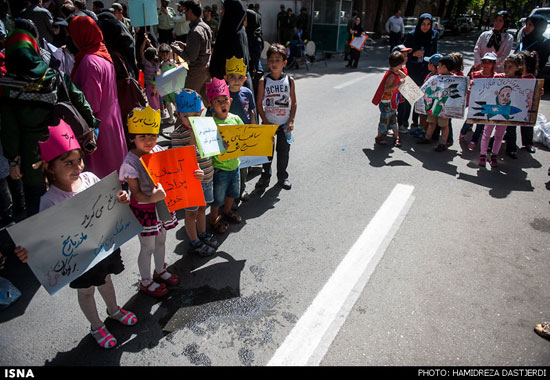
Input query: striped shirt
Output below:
<box><xmin>171</xmin><ymin>126</ymin><xmax>214</xmax><ymax>183</ymax></box>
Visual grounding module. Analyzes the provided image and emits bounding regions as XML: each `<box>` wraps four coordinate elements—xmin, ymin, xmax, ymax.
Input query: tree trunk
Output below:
<box><xmin>405</xmin><ymin>0</ymin><xmax>417</xmax><ymax>17</ymax></box>
<box><xmin>437</xmin><ymin>0</ymin><xmax>447</xmax><ymax>17</ymax></box>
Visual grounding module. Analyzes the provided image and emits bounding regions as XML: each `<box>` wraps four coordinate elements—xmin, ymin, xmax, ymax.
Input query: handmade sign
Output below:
<box><xmin>466</xmin><ymin>78</ymin><xmax>543</xmax><ymax>126</ymax></box>
<box><xmin>128</xmin><ymin>0</ymin><xmax>158</xmax><ymax>27</ymax></box>
<box><xmin>6</xmin><ymin>172</ymin><xmax>142</xmax><ymax>295</ymax></box>
<box><xmin>350</xmin><ymin>33</ymin><xmax>368</xmax><ymax>51</ymax></box>
<box><xmin>189</xmin><ymin>117</ymin><xmax>226</xmax><ymax>158</ymax></box>
<box><xmin>239</xmin><ymin>156</ymin><xmax>270</xmax><ymax>169</ymax></box>
<box><xmin>217</xmin><ymin>124</ymin><xmax>279</xmax><ymax>161</ymax></box>
<box><xmin>399</xmin><ymin>76</ymin><xmax>424</xmax><ymax>105</ymax></box>
<box><xmin>140</xmin><ymin>146</ymin><xmax>205</xmax><ymax>212</ymax></box>
<box><xmin>414</xmin><ymin>75</ymin><xmax>468</xmax><ymax>118</ymax></box>
<box><xmin>156</xmin><ymin>63</ymin><xmax>189</xmax><ymax>97</ymax></box>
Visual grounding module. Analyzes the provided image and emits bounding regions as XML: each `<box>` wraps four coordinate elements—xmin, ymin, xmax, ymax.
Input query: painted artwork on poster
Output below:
<box><xmin>466</xmin><ymin>78</ymin><xmax>542</xmax><ymax>126</ymax></box>
<box><xmin>414</xmin><ymin>75</ymin><xmax>468</xmax><ymax>118</ymax></box>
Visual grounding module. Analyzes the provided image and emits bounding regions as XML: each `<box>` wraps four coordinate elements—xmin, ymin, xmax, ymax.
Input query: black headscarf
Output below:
<box><xmin>487</xmin><ymin>11</ymin><xmax>511</xmax><ymax>51</ymax></box>
<box><xmin>520</xmin><ymin>14</ymin><xmax>547</xmax><ymax>51</ymax></box>
<box><xmin>209</xmin><ymin>0</ymin><xmax>249</xmax><ymax>79</ymax></box>
<box><xmin>412</xmin><ymin>13</ymin><xmax>435</xmax><ymax>51</ymax></box>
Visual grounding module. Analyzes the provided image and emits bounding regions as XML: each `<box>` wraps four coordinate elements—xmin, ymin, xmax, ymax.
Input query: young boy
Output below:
<box><xmin>392</xmin><ymin>44</ymin><xmax>413</xmax><ymax>134</ymax></box>
<box><xmin>371</xmin><ymin>51</ymin><xmax>406</xmax><ymax>147</ymax></box>
<box><xmin>417</xmin><ymin>54</ymin><xmax>455</xmax><ymax>152</ymax></box>
<box><xmin>225</xmin><ymin>56</ymin><xmax>257</xmax><ymax>203</ymax></box>
<box><xmin>256</xmin><ymin>43</ymin><xmax>297</xmax><ymax>190</ymax></box>
<box><xmin>206</xmin><ymin>77</ymin><xmax>244</xmax><ymax>234</ymax></box>
<box><xmin>411</xmin><ymin>53</ymin><xmax>441</xmax><ymax>138</ymax></box>
<box><xmin>172</xmin><ymin>88</ymin><xmax>217</xmax><ymax>256</ymax></box>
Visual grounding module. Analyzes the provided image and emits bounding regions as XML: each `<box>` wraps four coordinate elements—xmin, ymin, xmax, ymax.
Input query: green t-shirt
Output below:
<box><xmin>212</xmin><ymin>113</ymin><xmax>242</xmax><ymax>171</ymax></box>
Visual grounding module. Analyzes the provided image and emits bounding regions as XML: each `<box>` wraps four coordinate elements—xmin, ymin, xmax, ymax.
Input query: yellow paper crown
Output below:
<box><xmin>127</xmin><ymin>106</ymin><xmax>161</xmax><ymax>135</ymax></box>
<box><xmin>225</xmin><ymin>56</ymin><xmax>247</xmax><ymax>77</ymax></box>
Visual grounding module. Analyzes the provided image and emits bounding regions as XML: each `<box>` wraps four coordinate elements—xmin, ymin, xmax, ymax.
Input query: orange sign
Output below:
<box><xmin>140</xmin><ymin>146</ymin><xmax>205</xmax><ymax>212</ymax></box>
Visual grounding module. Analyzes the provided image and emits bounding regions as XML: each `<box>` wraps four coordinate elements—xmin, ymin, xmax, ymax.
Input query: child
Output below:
<box><xmin>417</xmin><ymin>54</ymin><xmax>455</xmax><ymax>152</ymax></box>
<box><xmin>392</xmin><ymin>44</ymin><xmax>413</xmax><ymax>134</ymax></box>
<box><xmin>411</xmin><ymin>53</ymin><xmax>442</xmax><ymax>138</ymax></box>
<box><xmin>461</xmin><ymin>52</ymin><xmax>498</xmax><ymax>148</ymax></box>
<box><xmin>206</xmin><ymin>77</ymin><xmax>244</xmax><ymax>234</ymax></box>
<box><xmin>478</xmin><ymin>52</ymin><xmax>511</xmax><ymax>168</ymax></box>
<box><xmin>256</xmin><ymin>43</ymin><xmax>298</xmax><ymax>190</ymax></box>
<box><xmin>371</xmin><ymin>51</ymin><xmax>406</xmax><ymax>147</ymax></box>
<box><xmin>119</xmin><ymin>106</ymin><xmax>183</xmax><ymax>297</ymax></box>
<box><xmin>158</xmin><ymin>43</ymin><xmax>178</xmax><ymax>124</ymax></box>
<box><xmin>225</xmin><ymin>56</ymin><xmax>257</xmax><ymax>203</ymax></box>
<box><xmin>14</xmin><ymin>121</ymin><xmax>137</xmax><ymax>349</ymax></box>
<box><xmin>172</xmin><ymin>89</ymin><xmax>217</xmax><ymax>256</ymax></box>
<box><xmin>502</xmin><ymin>53</ymin><xmax>524</xmax><ymax>159</ymax></box>
<box><xmin>139</xmin><ymin>35</ymin><xmax>160</xmax><ymax>110</ymax></box>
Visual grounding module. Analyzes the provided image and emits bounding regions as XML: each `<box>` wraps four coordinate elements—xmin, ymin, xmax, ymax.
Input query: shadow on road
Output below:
<box><xmin>44</xmin><ymin>251</ymin><xmax>245</xmax><ymax>366</ymax></box>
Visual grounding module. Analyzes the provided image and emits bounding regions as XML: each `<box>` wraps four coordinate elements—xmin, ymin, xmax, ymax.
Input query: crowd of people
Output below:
<box><xmin>0</xmin><ymin>0</ymin><xmax>299</xmax><ymax>348</ymax></box>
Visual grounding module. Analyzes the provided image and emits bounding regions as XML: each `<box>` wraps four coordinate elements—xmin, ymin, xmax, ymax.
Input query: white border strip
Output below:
<box><xmin>267</xmin><ymin>184</ymin><xmax>415</xmax><ymax>366</ymax></box>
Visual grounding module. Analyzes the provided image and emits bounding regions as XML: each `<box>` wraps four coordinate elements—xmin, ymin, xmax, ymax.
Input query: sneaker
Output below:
<box><xmin>467</xmin><ymin>141</ymin><xmax>476</xmax><ymax>150</ymax></box>
<box><xmin>489</xmin><ymin>154</ymin><xmax>498</xmax><ymax>168</ymax></box>
<box><xmin>398</xmin><ymin>125</ymin><xmax>409</xmax><ymax>134</ymax></box>
<box><xmin>278</xmin><ymin>179</ymin><xmax>292</xmax><ymax>190</ymax></box>
<box><xmin>240</xmin><ymin>191</ymin><xmax>250</xmax><ymax>202</ymax></box>
<box><xmin>199</xmin><ymin>232</ymin><xmax>218</xmax><ymax>248</ymax></box>
<box><xmin>191</xmin><ymin>241</ymin><xmax>216</xmax><ymax>257</ymax></box>
<box><xmin>255</xmin><ymin>175</ymin><xmax>270</xmax><ymax>189</ymax></box>
<box><xmin>479</xmin><ymin>155</ymin><xmax>486</xmax><ymax>167</ymax></box>
<box><xmin>435</xmin><ymin>143</ymin><xmax>447</xmax><ymax>152</ymax></box>
<box><xmin>410</xmin><ymin>127</ymin><xmax>422</xmax><ymax>137</ymax></box>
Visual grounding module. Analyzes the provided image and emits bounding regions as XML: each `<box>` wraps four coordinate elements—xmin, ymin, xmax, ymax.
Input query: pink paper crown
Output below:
<box><xmin>39</xmin><ymin>120</ymin><xmax>80</xmax><ymax>162</ymax></box>
<box><xmin>206</xmin><ymin>77</ymin><xmax>229</xmax><ymax>102</ymax></box>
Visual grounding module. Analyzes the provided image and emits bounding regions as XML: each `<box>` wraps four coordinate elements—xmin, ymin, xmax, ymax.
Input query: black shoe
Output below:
<box><xmin>417</xmin><ymin>138</ymin><xmax>432</xmax><ymax>144</ymax></box>
<box><xmin>240</xmin><ymin>191</ymin><xmax>250</xmax><ymax>202</ymax></box>
<box><xmin>507</xmin><ymin>151</ymin><xmax>518</xmax><ymax>159</ymax></box>
<box><xmin>435</xmin><ymin>143</ymin><xmax>447</xmax><ymax>152</ymax></box>
<box><xmin>278</xmin><ymin>179</ymin><xmax>292</xmax><ymax>190</ymax></box>
<box><xmin>255</xmin><ymin>176</ymin><xmax>270</xmax><ymax>189</ymax></box>
<box><xmin>525</xmin><ymin>145</ymin><xmax>536</xmax><ymax>153</ymax></box>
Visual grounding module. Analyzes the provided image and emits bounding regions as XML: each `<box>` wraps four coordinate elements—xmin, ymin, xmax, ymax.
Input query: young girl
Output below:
<box><xmin>139</xmin><ymin>35</ymin><xmax>160</xmax><ymax>110</ymax></box>
<box><xmin>15</xmin><ymin>121</ymin><xmax>137</xmax><ymax>349</ymax></box>
<box><xmin>158</xmin><ymin>43</ymin><xmax>178</xmax><ymax>123</ymax></box>
<box><xmin>502</xmin><ymin>53</ymin><xmax>524</xmax><ymax>159</ymax></box>
<box><xmin>119</xmin><ymin>107</ymin><xmax>181</xmax><ymax>297</ymax></box>
<box><xmin>479</xmin><ymin>53</ymin><xmax>522</xmax><ymax>167</ymax></box>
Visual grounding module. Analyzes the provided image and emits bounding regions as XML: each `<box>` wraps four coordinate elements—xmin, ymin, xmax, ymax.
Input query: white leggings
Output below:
<box><xmin>138</xmin><ymin>229</ymin><xmax>167</xmax><ymax>280</ymax></box>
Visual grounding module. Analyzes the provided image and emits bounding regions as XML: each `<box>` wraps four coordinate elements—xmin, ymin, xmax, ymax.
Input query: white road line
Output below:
<box><xmin>333</xmin><ymin>74</ymin><xmax>370</xmax><ymax>89</ymax></box>
<box><xmin>267</xmin><ymin>184</ymin><xmax>415</xmax><ymax>366</ymax></box>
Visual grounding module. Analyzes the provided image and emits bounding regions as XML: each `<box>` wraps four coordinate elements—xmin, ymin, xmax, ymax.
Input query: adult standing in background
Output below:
<box><xmin>277</xmin><ymin>4</ymin><xmax>286</xmax><ymax>44</ymax></box>
<box><xmin>20</xmin><ymin>0</ymin><xmax>54</xmax><ymax>46</ymax></box>
<box><xmin>158</xmin><ymin>0</ymin><xmax>176</xmax><ymax>44</ymax></box>
<box><xmin>111</xmin><ymin>3</ymin><xmax>133</xmax><ymax>36</ymax></box>
<box><xmin>246</xmin><ymin>7</ymin><xmax>263</xmax><ymax>78</ymax></box>
<box><xmin>403</xmin><ymin>13</ymin><xmax>438</xmax><ymax>130</ymax></box>
<box><xmin>74</xmin><ymin>0</ymin><xmax>97</xmax><ymax>21</ymax></box>
<box><xmin>171</xmin><ymin>0</ymin><xmax>212</xmax><ymax>103</ymax></box>
<box><xmin>69</xmin><ymin>15</ymin><xmax>128</xmax><ymax>179</ymax></box>
<box><xmin>92</xmin><ymin>1</ymin><xmax>105</xmax><ymax>14</ymax></box>
<box><xmin>344</xmin><ymin>11</ymin><xmax>358</xmax><ymax>61</ymax></box>
<box><xmin>473</xmin><ymin>10</ymin><xmax>513</xmax><ymax>73</ymax></box>
<box><xmin>211</xmin><ymin>3</ymin><xmax>220</xmax><ymax>24</ymax></box>
<box><xmin>174</xmin><ymin>0</ymin><xmax>190</xmax><ymax>42</ymax></box>
<box><xmin>203</xmin><ymin>5</ymin><xmax>218</xmax><ymax>46</ymax></box>
<box><xmin>296</xmin><ymin>7</ymin><xmax>310</xmax><ymax>41</ymax></box>
<box><xmin>386</xmin><ymin>9</ymin><xmax>405</xmax><ymax>52</ymax></box>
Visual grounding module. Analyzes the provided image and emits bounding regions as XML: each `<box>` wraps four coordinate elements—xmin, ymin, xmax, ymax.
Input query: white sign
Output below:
<box><xmin>189</xmin><ymin>117</ymin><xmax>226</xmax><ymax>158</ymax></box>
<box><xmin>399</xmin><ymin>76</ymin><xmax>424</xmax><ymax>104</ymax></box>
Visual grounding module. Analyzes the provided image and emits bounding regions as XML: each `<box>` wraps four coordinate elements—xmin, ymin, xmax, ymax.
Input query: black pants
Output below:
<box><xmin>348</xmin><ymin>49</ymin><xmax>360</xmax><ymax>68</ymax></box>
<box><xmin>158</xmin><ymin>28</ymin><xmax>174</xmax><ymax>44</ymax></box>
<box><xmin>175</xmin><ymin>34</ymin><xmax>187</xmax><ymax>43</ymax></box>
<box><xmin>505</xmin><ymin>126</ymin><xmax>518</xmax><ymax>153</ymax></box>
<box><xmin>398</xmin><ymin>100</ymin><xmax>411</xmax><ymax>127</ymax></box>
<box><xmin>389</xmin><ymin>31</ymin><xmax>402</xmax><ymax>51</ymax></box>
<box><xmin>261</xmin><ymin>126</ymin><xmax>290</xmax><ymax>181</ymax></box>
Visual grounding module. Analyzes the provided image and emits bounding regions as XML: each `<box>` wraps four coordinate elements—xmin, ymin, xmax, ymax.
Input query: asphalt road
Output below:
<box><xmin>1</xmin><ymin>31</ymin><xmax>550</xmax><ymax>367</ymax></box>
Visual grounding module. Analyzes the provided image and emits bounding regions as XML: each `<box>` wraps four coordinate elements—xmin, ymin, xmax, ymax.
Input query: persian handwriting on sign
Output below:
<box><xmin>140</xmin><ymin>146</ymin><xmax>205</xmax><ymax>213</ymax></box>
<box><xmin>189</xmin><ymin>117</ymin><xmax>226</xmax><ymax>158</ymax></box>
<box><xmin>217</xmin><ymin>124</ymin><xmax>279</xmax><ymax>161</ymax></box>
<box><xmin>399</xmin><ymin>76</ymin><xmax>424</xmax><ymax>105</ymax></box>
<box><xmin>6</xmin><ymin>172</ymin><xmax>143</xmax><ymax>295</ymax></box>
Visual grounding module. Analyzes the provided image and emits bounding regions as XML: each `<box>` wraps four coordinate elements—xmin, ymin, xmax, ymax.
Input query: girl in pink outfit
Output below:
<box><xmin>139</xmin><ymin>35</ymin><xmax>161</xmax><ymax>110</ymax></box>
<box><xmin>69</xmin><ymin>15</ymin><xmax>128</xmax><ymax>179</ymax></box>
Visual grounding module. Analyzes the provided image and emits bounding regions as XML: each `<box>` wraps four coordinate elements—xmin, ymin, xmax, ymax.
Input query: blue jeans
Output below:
<box><xmin>378</xmin><ymin>102</ymin><xmax>397</xmax><ymax>134</ymax></box>
<box><xmin>212</xmin><ymin>168</ymin><xmax>240</xmax><ymax>207</ymax></box>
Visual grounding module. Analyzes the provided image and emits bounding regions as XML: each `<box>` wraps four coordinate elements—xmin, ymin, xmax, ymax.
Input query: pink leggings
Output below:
<box><xmin>480</xmin><ymin>125</ymin><xmax>507</xmax><ymax>156</ymax></box>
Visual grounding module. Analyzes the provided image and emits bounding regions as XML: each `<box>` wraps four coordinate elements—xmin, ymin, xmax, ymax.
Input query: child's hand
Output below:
<box><xmin>14</xmin><ymin>246</ymin><xmax>28</xmax><ymax>263</ymax></box>
<box><xmin>398</xmin><ymin>70</ymin><xmax>407</xmax><ymax>78</ymax></box>
<box><xmin>286</xmin><ymin>121</ymin><xmax>294</xmax><ymax>132</ymax></box>
<box><xmin>117</xmin><ymin>190</ymin><xmax>129</xmax><ymax>204</ymax></box>
<box><xmin>151</xmin><ymin>184</ymin><xmax>166</xmax><ymax>202</ymax></box>
<box><xmin>193</xmin><ymin>169</ymin><xmax>204</xmax><ymax>181</ymax></box>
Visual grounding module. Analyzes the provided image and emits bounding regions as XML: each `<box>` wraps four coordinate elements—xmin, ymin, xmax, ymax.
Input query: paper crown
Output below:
<box><xmin>39</xmin><ymin>120</ymin><xmax>80</xmax><ymax>162</ymax></box>
<box><xmin>225</xmin><ymin>56</ymin><xmax>247</xmax><ymax>77</ymax></box>
<box><xmin>175</xmin><ymin>89</ymin><xmax>202</xmax><ymax>113</ymax></box>
<box><xmin>206</xmin><ymin>77</ymin><xmax>230</xmax><ymax>102</ymax></box>
<box><xmin>127</xmin><ymin>106</ymin><xmax>161</xmax><ymax>135</ymax></box>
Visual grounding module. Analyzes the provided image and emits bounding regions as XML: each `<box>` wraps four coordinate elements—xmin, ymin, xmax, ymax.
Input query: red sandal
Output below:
<box><xmin>139</xmin><ymin>280</ymin><xmax>168</xmax><ymax>297</ymax></box>
<box><xmin>153</xmin><ymin>265</ymin><xmax>179</xmax><ymax>287</ymax></box>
